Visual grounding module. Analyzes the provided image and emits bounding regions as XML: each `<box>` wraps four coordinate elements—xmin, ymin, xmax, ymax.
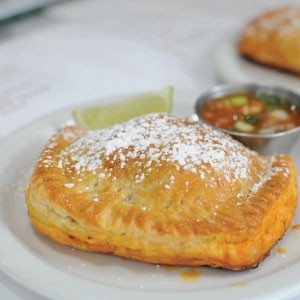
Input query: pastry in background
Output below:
<box><xmin>25</xmin><ymin>113</ymin><xmax>298</xmax><ymax>270</ymax></box>
<box><xmin>238</xmin><ymin>7</ymin><xmax>300</xmax><ymax>75</ymax></box>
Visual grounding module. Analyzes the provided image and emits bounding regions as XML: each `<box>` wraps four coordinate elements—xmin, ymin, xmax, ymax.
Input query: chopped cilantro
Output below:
<box><xmin>256</xmin><ymin>94</ymin><xmax>284</xmax><ymax>109</ymax></box>
<box><xmin>245</xmin><ymin>115</ymin><xmax>259</xmax><ymax>124</ymax></box>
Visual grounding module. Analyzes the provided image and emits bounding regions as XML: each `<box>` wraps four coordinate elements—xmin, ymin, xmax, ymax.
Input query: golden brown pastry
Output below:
<box><xmin>25</xmin><ymin>113</ymin><xmax>298</xmax><ymax>270</ymax></box>
<box><xmin>238</xmin><ymin>7</ymin><xmax>300</xmax><ymax>75</ymax></box>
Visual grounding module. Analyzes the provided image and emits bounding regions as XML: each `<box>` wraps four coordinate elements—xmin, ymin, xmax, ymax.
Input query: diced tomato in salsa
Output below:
<box><xmin>199</xmin><ymin>93</ymin><xmax>300</xmax><ymax>134</ymax></box>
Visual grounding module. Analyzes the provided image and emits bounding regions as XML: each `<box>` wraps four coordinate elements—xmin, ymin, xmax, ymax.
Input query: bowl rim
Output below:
<box><xmin>195</xmin><ymin>83</ymin><xmax>300</xmax><ymax>139</ymax></box>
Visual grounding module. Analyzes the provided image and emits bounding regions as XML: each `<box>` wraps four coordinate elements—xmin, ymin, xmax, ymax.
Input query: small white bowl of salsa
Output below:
<box><xmin>195</xmin><ymin>84</ymin><xmax>300</xmax><ymax>155</ymax></box>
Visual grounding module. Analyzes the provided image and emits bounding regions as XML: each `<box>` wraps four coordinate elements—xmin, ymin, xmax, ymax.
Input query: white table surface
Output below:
<box><xmin>0</xmin><ymin>0</ymin><xmax>299</xmax><ymax>299</ymax></box>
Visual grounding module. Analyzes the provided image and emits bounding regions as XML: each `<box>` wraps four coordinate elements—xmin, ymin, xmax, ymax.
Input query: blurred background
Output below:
<box><xmin>0</xmin><ymin>0</ymin><xmax>299</xmax><ymax>135</ymax></box>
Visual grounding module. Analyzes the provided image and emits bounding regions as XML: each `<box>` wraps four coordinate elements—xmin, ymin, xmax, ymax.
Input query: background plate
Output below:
<box><xmin>213</xmin><ymin>33</ymin><xmax>300</xmax><ymax>94</ymax></box>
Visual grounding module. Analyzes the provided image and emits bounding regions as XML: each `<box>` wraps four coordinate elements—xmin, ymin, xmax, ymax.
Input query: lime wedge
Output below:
<box><xmin>72</xmin><ymin>86</ymin><xmax>173</xmax><ymax>130</ymax></box>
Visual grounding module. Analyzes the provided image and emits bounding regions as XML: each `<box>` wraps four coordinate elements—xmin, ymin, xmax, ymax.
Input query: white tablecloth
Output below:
<box><xmin>0</xmin><ymin>0</ymin><xmax>299</xmax><ymax>299</ymax></box>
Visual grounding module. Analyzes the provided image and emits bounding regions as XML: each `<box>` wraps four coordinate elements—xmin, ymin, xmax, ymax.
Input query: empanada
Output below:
<box><xmin>238</xmin><ymin>7</ymin><xmax>300</xmax><ymax>75</ymax></box>
<box><xmin>25</xmin><ymin>113</ymin><xmax>298</xmax><ymax>270</ymax></box>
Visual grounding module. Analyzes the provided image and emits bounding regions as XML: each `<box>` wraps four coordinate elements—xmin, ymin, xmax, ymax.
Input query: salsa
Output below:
<box><xmin>199</xmin><ymin>93</ymin><xmax>300</xmax><ymax>134</ymax></box>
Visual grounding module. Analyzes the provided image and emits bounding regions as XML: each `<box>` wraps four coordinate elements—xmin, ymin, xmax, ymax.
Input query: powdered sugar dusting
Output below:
<box><xmin>251</xmin><ymin>157</ymin><xmax>291</xmax><ymax>195</ymax></box>
<box><xmin>64</xmin><ymin>183</ymin><xmax>75</xmax><ymax>188</ymax></box>
<box><xmin>245</xmin><ymin>7</ymin><xmax>300</xmax><ymax>37</ymax></box>
<box><xmin>56</xmin><ymin>113</ymin><xmax>263</xmax><ymax>185</ymax></box>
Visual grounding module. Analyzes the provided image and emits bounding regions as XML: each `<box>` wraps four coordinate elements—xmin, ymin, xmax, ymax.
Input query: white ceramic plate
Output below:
<box><xmin>213</xmin><ymin>32</ymin><xmax>300</xmax><ymax>94</ymax></box>
<box><xmin>0</xmin><ymin>93</ymin><xmax>300</xmax><ymax>300</ymax></box>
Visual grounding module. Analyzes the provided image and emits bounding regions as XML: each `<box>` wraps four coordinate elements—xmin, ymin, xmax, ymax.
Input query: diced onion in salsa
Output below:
<box><xmin>199</xmin><ymin>93</ymin><xmax>300</xmax><ymax>134</ymax></box>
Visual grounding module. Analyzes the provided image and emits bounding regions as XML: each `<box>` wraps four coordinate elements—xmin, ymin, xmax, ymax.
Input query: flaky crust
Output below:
<box><xmin>25</xmin><ymin>114</ymin><xmax>298</xmax><ymax>270</ymax></box>
<box><xmin>238</xmin><ymin>7</ymin><xmax>300</xmax><ymax>75</ymax></box>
